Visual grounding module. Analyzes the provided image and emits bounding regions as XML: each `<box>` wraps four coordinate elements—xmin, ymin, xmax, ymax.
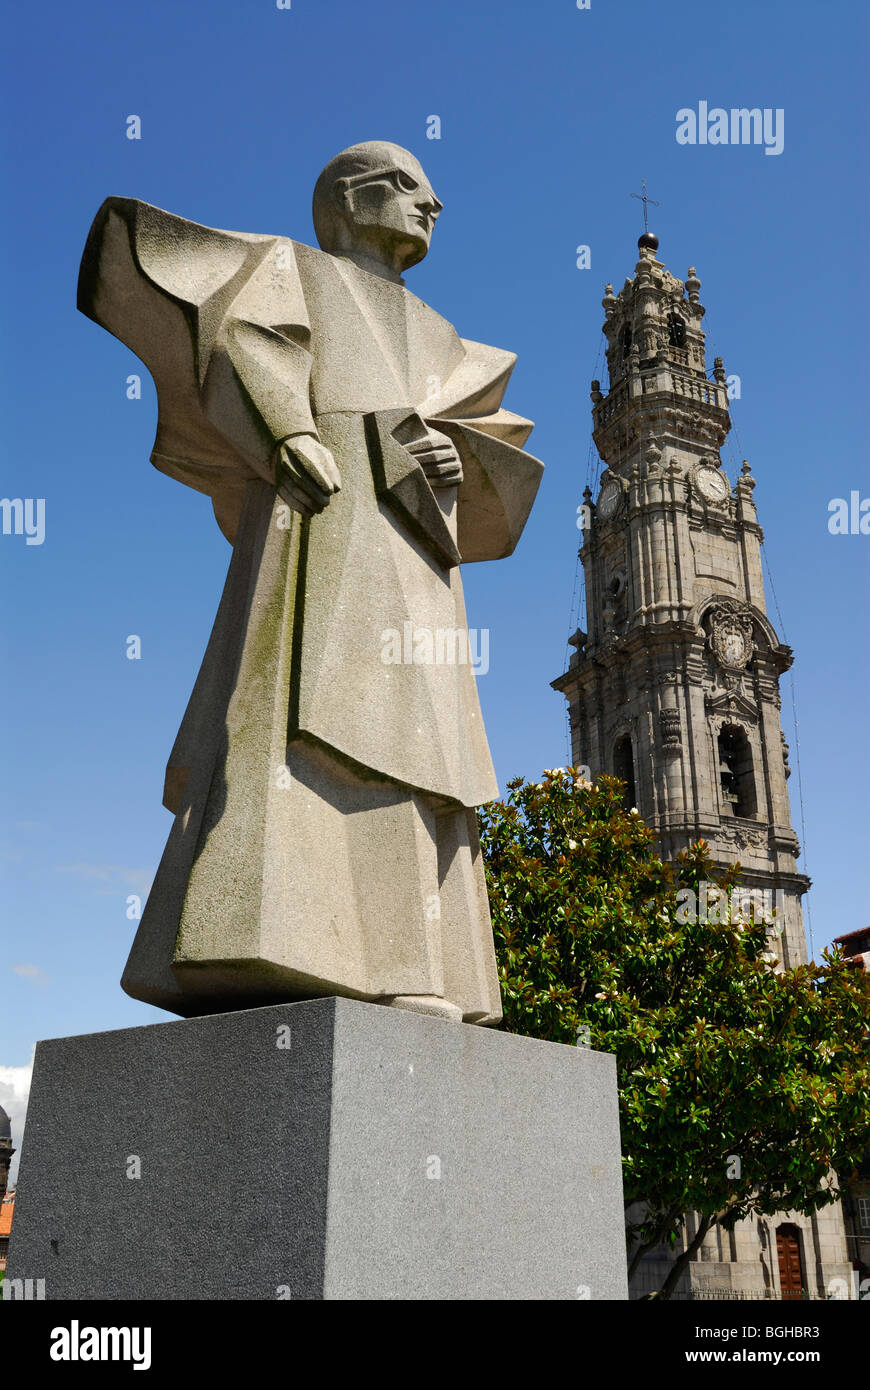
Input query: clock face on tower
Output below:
<box><xmin>597</xmin><ymin>480</ymin><xmax>623</xmax><ymax>520</ymax></box>
<box><xmin>694</xmin><ymin>463</ymin><xmax>729</xmax><ymax>504</ymax></box>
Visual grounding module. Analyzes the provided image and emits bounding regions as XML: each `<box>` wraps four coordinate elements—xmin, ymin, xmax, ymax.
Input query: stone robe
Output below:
<box><xmin>78</xmin><ymin>198</ymin><xmax>543</xmax><ymax>1021</ymax></box>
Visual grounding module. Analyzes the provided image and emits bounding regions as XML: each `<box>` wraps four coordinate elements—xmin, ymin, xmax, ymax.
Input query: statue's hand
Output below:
<box><xmin>406</xmin><ymin>427</ymin><xmax>463</xmax><ymax>488</ymax></box>
<box><xmin>275</xmin><ymin>433</ymin><xmax>341</xmax><ymax>516</ymax></box>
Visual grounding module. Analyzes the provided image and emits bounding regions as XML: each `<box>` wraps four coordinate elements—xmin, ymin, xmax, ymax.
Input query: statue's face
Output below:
<box><xmin>335</xmin><ymin>152</ymin><xmax>443</xmax><ymax>271</ymax></box>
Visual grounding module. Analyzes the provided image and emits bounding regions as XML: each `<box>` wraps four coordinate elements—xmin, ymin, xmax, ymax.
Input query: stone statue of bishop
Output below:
<box><xmin>78</xmin><ymin>141</ymin><xmax>543</xmax><ymax>1024</ymax></box>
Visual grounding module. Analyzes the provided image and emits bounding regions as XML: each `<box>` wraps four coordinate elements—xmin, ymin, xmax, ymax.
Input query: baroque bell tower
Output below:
<box><xmin>554</xmin><ymin>229</ymin><xmax>808</xmax><ymax>971</ymax></box>
<box><xmin>553</xmin><ymin>228</ymin><xmax>853</xmax><ymax>1298</ymax></box>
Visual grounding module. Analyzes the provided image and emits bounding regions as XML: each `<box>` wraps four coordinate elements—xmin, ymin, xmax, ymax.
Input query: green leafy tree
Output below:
<box><xmin>479</xmin><ymin>768</ymin><xmax>870</xmax><ymax>1299</ymax></box>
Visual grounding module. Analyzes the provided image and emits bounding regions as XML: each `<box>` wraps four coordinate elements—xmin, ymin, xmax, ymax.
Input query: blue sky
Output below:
<box><xmin>2</xmin><ymin>0</ymin><xmax>867</xmax><ymax>1165</ymax></box>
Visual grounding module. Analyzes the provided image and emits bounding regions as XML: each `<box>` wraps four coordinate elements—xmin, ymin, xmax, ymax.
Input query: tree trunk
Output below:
<box><xmin>646</xmin><ymin>1213</ymin><xmax>715</xmax><ymax>1301</ymax></box>
<box><xmin>626</xmin><ymin>1207</ymin><xmax>682</xmax><ymax>1282</ymax></box>
<box><xmin>627</xmin><ymin>1234</ymin><xmax>658</xmax><ymax>1283</ymax></box>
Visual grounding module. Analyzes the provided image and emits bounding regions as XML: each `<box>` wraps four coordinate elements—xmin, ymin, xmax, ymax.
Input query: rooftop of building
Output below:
<box><xmin>0</xmin><ymin>1191</ymin><xmax>15</xmax><ymax>1239</ymax></box>
<box><xmin>832</xmin><ymin>926</ymin><xmax>870</xmax><ymax>950</ymax></box>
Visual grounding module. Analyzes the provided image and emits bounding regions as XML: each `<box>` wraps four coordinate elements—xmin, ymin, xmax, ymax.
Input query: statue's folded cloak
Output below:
<box><xmin>79</xmin><ymin>198</ymin><xmax>543</xmax><ymax>810</ymax></box>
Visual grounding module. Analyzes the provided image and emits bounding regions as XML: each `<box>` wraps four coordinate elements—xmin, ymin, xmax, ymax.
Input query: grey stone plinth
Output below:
<box><xmin>8</xmin><ymin>998</ymin><xmax>627</xmax><ymax>1300</ymax></box>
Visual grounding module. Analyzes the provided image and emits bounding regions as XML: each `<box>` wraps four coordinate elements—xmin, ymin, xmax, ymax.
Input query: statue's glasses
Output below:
<box><xmin>336</xmin><ymin>167</ymin><xmax>443</xmax><ymax>221</ymax></box>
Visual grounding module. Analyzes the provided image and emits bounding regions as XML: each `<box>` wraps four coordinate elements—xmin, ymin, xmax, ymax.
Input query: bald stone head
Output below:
<box><xmin>313</xmin><ymin>141</ymin><xmax>443</xmax><ymax>281</ymax></box>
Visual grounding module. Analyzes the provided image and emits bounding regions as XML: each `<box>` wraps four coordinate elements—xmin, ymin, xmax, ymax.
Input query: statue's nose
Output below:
<box><xmin>416</xmin><ymin>190</ymin><xmax>442</xmax><ymax>221</ymax></box>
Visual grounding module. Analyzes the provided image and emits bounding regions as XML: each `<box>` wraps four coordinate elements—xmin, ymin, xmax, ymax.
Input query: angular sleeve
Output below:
<box><xmin>421</xmin><ymin>338</ymin><xmax>543</xmax><ymax>562</ymax></box>
<box><xmin>77</xmin><ymin>197</ymin><xmax>316</xmax><ymax>508</ymax></box>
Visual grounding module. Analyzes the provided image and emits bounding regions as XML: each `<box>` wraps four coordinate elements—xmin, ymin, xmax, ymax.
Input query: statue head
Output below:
<box><xmin>313</xmin><ymin>141</ymin><xmax>442</xmax><ymax>280</ymax></box>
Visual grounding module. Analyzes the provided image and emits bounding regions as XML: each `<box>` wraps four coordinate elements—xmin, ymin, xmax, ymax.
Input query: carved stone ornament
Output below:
<box><xmin>705</xmin><ymin>689</ymin><xmax>757</xmax><ymax>722</ymax></box>
<box><xmin>659</xmin><ymin>708</ymin><xmax>682</xmax><ymax>750</ymax></box>
<box><xmin>645</xmin><ymin>441</ymin><xmax>664</xmax><ymax>477</ymax></box>
<box><xmin>709</xmin><ymin>604</ymin><xmax>754</xmax><ymax>670</ymax></box>
<box><xmin>718</xmin><ymin>825</ymin><xmax>768</xmax><ymax>852</ymax></box>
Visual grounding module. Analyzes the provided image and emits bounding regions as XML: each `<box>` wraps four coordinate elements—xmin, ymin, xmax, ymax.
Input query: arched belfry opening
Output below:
<box><xmin>613</xmin><ymin>734</ymin><xmax>636</xmax><ymax>812</ymax></box>
<box><xmin>717</xmin><ymin>724</ymin><xmax>757</xmax><ymax>818</ymax></box>
<box><xmin>667</xmin><ymin>313</ymin><xmax>686</xmax><ymax>349</ymax></box>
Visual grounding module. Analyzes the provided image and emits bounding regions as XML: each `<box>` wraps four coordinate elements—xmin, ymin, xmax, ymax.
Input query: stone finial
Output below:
<box><xmin>645</xmin><ymin>441</ymin><xmax>663</xmax><ymax>476</ymax></box>
<box><xmin>602</xmin><ymin>285</ymin><xmax>617</xmax><ymax>318</ymax></box>
<box><xmin>713</xmin><ymin>356</ymin><xmax>727</xmax><ymax>385</ymax></box>
<box><xmin>685</xmin><ymin>266</ymin><xmax>701</xmax><ymax>302</ymax></box>
<box><xmin>590</xmin><ymin>379</ymin><xmax>603</xmax><ymax>403</ymax></box>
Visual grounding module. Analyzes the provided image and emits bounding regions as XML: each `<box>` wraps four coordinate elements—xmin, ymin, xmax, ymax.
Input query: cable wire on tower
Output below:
<box><xmin>760</xmin><ymin>542</ymin><xmax>815</xmax><ymax>960</ymax></box>
<box><xmin>563</xmin><ymin>333</ymin><xmax>606</xmax><ymax>762</ymax></box>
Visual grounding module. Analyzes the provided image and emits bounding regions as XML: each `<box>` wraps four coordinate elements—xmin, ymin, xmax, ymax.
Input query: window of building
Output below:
<box><xmin>717</xmin><ymin>725</ymin><xmax>757</xmax><ymax>818</ymax></box>
<box><xmin>858</xmin><ymin>1197</ymin><xmax>870</xmax><ymax>1234</ymax></box>
<box><xmin>613</xmin><ymin>734</ymin><xmax>636</xmax><ymax>812</ymax></box>
<box><xmin>620</xmin><ymin>325</ymin><xmax>632</xmax><ymax>358</ymax></box>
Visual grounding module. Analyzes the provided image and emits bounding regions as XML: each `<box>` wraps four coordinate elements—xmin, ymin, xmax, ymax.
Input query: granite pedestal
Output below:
<box><xmin>8</xmin><ymin>997</ymin><xmax>628</xmax><ymax>1300</ymax></box>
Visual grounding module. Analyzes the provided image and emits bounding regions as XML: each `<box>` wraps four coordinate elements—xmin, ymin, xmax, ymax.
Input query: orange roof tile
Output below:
<box><xmin>0</xmin><ymin>1193</ymin><xmax>14</xmax><ymax>1238</ymax></box>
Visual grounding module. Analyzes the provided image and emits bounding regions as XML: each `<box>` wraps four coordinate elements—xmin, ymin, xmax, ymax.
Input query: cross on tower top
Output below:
<box><xmin>630</xmin><ymin>179</ymin><xmax>660</xmax><ymax>235</ymax></box>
